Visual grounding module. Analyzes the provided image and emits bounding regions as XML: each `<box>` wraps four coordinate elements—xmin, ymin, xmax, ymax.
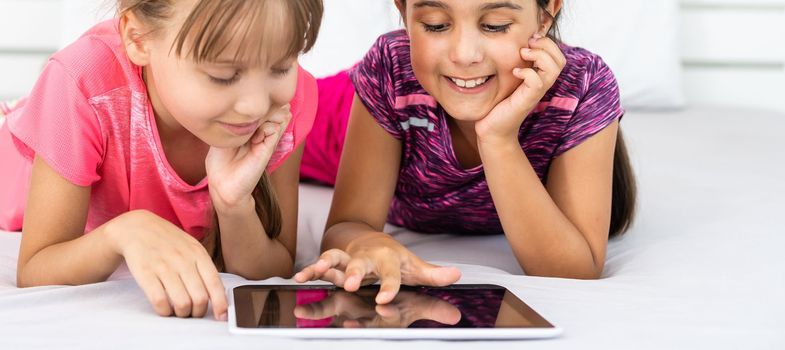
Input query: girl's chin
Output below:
<box><xmin>201</xmin><ymin>133</ymin><xmax>250</xmax><ymax>149</ymax></box>
<box><xmin>441</xmin><ymin>104</ymin><xmax>494</xmax><ymax>122</ymax></box>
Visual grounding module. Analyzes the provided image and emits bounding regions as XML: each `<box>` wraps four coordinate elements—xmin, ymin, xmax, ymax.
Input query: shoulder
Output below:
<box><xmin>357</xmin><ymin>29</ymin><xmax>414</xmax><ymax>79</ymax></box>
<box><xmin>291</xmin><ymin>66</ymin><xmax>318</xmax><ymax>139</ymax></box>
<box><xmin>550</xmin><ymin>45</ymin><xmax>618</xmax><ymax>100</ymax></box>
<box><xmin>370</xmin><ymin>29</ymin><xmax>412</xmax><ymax>59</ymax></box>
<box><xmin>352</xmin><ymin>30</ymin><xmax>427</xmax><ymax>98</ymax></box>
<box><xmin>48</xmin><ymin>20</ymin><xmax>137</xmax><ymax>99</ymax></box>
<box><xmin>561</xmin><ymin>45</ymin><xmax>612</xmax><ymax>76</ymax></box>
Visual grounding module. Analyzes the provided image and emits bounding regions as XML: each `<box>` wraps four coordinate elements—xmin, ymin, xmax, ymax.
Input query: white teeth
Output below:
<box><xmin>449</xmin><ymin>76</ymin><xmax>489</xmax><ymax>89</ymax></box>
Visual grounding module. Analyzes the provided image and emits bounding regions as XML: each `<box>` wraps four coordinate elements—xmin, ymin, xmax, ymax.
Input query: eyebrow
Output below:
<box><xmin>480</xmin><ymin>1</ymin><xmax>523</xmax><ymax>12</ymax></box>
<box><xmin>211</xmin><ymin>60</ymin><xmax>248</xmax><ymax>69</ymax></box>
<box><xmin>413</xmin><ymin>0</ymin><xmax>448</xmax><ymax>9</ymax></box>
<box><xmin>412</xmin><ymin>1</ymin><xmax>523</xmax><ymax>11</ymax></box>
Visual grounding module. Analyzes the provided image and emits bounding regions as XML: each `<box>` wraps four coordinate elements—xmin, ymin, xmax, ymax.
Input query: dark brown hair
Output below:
<box><xmin>398</xmin><ymin>0</ymin><xmax>636</xmax><ymax>238</ymax></box>
<box><xmin>119</xmin><ymin>0</ymin><xmax>324</xmax><ymax>269</ymax></box>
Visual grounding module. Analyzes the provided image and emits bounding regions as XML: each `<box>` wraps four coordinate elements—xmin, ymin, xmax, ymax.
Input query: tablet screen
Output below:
<box><xmin>232</xmin><ymin>284</ymin><xmax>555</xmax><ymax>329</ymax></box>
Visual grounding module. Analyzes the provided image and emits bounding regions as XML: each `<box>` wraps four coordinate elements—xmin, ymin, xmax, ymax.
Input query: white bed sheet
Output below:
<box><xmin>1</xmin><ymin>107</ymin><xmax>784</xmax><ymax>349</ymax></box>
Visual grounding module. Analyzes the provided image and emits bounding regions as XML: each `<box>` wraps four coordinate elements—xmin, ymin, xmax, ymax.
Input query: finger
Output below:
<box><xmin>512</xmin><ymin>67</ymin><xmax>544</xmax><ymax>92</ymax></box>
<box><xmin>252</xmin><ymin>122</ymin><xmax>280</xmax><ymax>145</ymax></box>
<box><xmin>251</xmin><ymin>123</ymin><xmax>267</xmax><ymax>144</ymax></box>
<box><xmin>294</xmin><ymin>297</ymin><xmax>339</xmax><ymax>320</ymax></box>
<box><xmin>420</xmin><ymin>298</ymin><xmax>462</xmax><ymax>325</ymax></box>
<box><xmin>267</xmin><ymin>105</ymin><xmax>292</xmax><ymax>125</ymax></box>
<box><xmin>159</xmin><ymin>272</ymin><xmax>192</xmax><ymax>318</ymax></box>
<box><xmin>293</xmin><ymin>265</ymin><xmax>319</xmax><ymax>283</ymax></box>
<box><xmin>293</xmin><ymin>250</ymin><xmax>352</xmax><ymax>283</ymax></box>
<box><xmin>375</xmin><ymin>260</ymin><xmax>402</xmax><ymax>305</ymax></box>
<box><xmin>529</xmin><ymin>35</ymin><xmax>567</xmax><ymax>68</ymax></box>
<box><xmin>179</xmin><ymin>265</ymin><xmax>210</xmax><ymax>318</ymax></box>
<box><xmin>319</xmin><ymin>249</ymin><xmax>352</xmax><ymax>272</ymax></box>
<box><xmin>375</xmin><ymin>303</ymin><xmax>402</xmax><ymax>320</ymax></box>
<box><xmin>321</xmin><ymin>268</ymin><xmax>348</xmax><ymax>287</ymax></box>
<box><xmin>136</xmin><ymin>273</ymin><xmax>173</xmax><ymax>317</ymax></box>
<box><xmin>343</xmin><ymin>258</ymin><xmax>371</xmax><ymax>292</ymax></box>
<box><xmin>293</xmin><ymin>264</ymin><xmax>323</xmax><ymax>283</ymax></box>
<box><xmin>294</xmin><ymin>266</ymin><xmax>347</xmax><ymax>286</ymax></box>
<box><xmin>373</xmin><ymin>305</ymin><xmax>404</xmax><ymax>328</ymax></box>
<box><xmin>409</xmin><ymin>260</ymin><xmax>462</xmax><ymax>287</ymax></box>
<box><xmin>342</xmin><ymin>319</ymin><xmax>363</xmax><ymax>328</ymax></box>
<box><xmin>196</xmin><ymin>256</ymin><xmax>228</xmax><ymax>321</ymax></box>
<box><xmin>520</xmin><ymin>48</ymin><xmax>561</xmax><ymax>85</ymax></box>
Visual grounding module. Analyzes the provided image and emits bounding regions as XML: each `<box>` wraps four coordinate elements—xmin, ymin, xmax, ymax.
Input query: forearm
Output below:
<box><xmin>478</xmin><ymin>138</ymin><xmax>602</xmax><ymax>279</ymax></box>
<box><xmin>17</xmin><ymin>222</ymin><xmax>124</xmax><ymax>287</ymax></box>
<box><xmin>216</xmin><ymin>198</ymin><xmax>294</xmax><ymax>279</ymax></box>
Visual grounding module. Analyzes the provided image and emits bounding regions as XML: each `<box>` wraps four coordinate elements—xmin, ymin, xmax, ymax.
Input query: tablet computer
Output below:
<box><xmin>228</xmin><ymin>283</ymin><xmax>562</xmax><ymax>340</ymax></box>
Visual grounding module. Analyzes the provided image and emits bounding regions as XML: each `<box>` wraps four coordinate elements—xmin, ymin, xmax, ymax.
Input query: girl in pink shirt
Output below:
<box><xmin>0</xmin><ymin>0</ymin><xmax>323</xmax><ymax>321</ymax></box>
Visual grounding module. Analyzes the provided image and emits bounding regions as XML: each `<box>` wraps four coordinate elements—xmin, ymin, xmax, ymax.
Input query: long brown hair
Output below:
<box><xmin>119</xmin><ymin>0</ymin><xmax>324</xmax><ymax>269</ymax></box>
<box><xmin>398</xmin><ymin>0</ymin><xmax>636</xmax><ymax>238</ymax></box>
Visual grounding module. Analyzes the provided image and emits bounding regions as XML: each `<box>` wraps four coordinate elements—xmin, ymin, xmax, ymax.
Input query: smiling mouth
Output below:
<box><xmin>219</xmin><ymin>120</ymin><xmax>260</xmax><ymax>136</ymax></box>
<box><xmin>446</xmin><ymin>75</ymin><xmax>494</xmax><ymax>89</ymax></box>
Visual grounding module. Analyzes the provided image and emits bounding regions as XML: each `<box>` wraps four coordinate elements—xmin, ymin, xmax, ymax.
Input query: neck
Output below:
<box><xmin>449</xmin><ymin>118</ymin><xmax>479</xmax><ymax>149</ymax></box>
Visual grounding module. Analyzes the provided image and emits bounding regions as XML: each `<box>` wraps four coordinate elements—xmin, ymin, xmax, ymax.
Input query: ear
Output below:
<box><xmin>119</xmin><ymin>12</ymin><xmax>151</xmax><ymax>66</ymax></box>
<box><xmin>394</xmin><ymin>0</ymin><xmax>408</xmax><ymax>29</ymax></box>
<box><xmin>539</xmin><ymin>0</ymin><xmax>563</xmax><ymax>36</ymax></box>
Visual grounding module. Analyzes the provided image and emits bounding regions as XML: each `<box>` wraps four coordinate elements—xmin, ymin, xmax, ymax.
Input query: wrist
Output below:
<box><xmin>346</xmin><ymin>232</ymin><xmax>397</xmax><ymax>254</ymax></box>
<box><xmin>477</xmin><ymin>133</ymin><xmax>521</xmax><ymax>152</ymax></box>
<box><xmin>103</xmin><ymin>209</ymin><xmax>150</xmax><ymax>256</ymax></box>
<box><xmin>212</xmin><ymin>195</ymin><xmax>255</xmax><ymax>218</ymax></box>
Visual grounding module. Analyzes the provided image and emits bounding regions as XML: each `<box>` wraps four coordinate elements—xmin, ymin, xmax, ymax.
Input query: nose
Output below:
<box><xmin>234</xmin><ymin>84</ymin><xmax>271</xmax><ymax>120</ymax></box>
<box><xmin>448</xmin><ymin>26</ymin><xmax>483</xmax><ymax>67</ymax></box>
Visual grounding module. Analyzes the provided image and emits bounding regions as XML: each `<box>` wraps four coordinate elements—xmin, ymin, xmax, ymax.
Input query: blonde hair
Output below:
<box><xmin>119</xmin><ymin>0</ymin><xmax>323</xmax><ymax>270</ymax></box>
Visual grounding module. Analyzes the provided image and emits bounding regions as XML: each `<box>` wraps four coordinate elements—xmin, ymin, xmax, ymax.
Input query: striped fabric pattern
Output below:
<box><xmin>349</xmin><ymin>30</ymin><xmax>624</xmax><ymax>235</ymax></box>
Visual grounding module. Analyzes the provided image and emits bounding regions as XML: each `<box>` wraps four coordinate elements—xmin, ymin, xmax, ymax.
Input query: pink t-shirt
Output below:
<box><xmin>0</xmin><ymin>20</ymin><xmax>318</xmax><ymax>239</ymax></box>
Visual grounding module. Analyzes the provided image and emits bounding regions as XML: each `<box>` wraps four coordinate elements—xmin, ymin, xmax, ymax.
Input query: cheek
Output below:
<box><xmin>408</xmin><ymin>35</ymin><xmax>444</xmax><ymax>93</ymax></box>
<box><xmin>272</xmin><ymin>73</ymin><xmax>299</xmax><ymax>107</ymax></box>
<box><xmin>496</xmin><ymin>52</ymin><xmax>525</xmax><ymax>95</ymax></box>
<box><xmin>488</xmin><ymin>36</ymin><xmax>531</xmax><ymax>96</ymax></box>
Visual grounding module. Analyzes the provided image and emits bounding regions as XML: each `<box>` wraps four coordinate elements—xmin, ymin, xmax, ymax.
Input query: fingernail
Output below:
<box><xmin>522</xmin><ymin>48</ymin><xmax>531</xmax><ymax>53</ymax></box>
<box><xmin>218</xmin><ymin>312</ymin><xmax>227</xmax><ymax>321</ymax></box>
<box><xmin>533</xmin><ymin>33</ymin><xmax>543</xmax><ymax>39</ymax></box>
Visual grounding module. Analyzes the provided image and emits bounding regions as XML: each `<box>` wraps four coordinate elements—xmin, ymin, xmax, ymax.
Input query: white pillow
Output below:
<box><xmin>559</xmin><ymin>0</ymin><xmax>685</xmax><ymax>109</ymax></box>
<box><xmin>301</xmin><ymin>0</ymin><xmax>685</xmax><ymax>110</ymax></box>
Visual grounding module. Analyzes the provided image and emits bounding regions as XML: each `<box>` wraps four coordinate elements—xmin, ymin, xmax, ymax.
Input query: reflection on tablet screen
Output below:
<box><xmin>233</xmin><ymin>285</ymin><xmax>554</xmax><ymax>329</ymax></box>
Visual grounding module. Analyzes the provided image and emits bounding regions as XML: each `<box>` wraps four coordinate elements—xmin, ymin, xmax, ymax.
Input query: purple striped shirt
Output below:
<box><xmin>349</xmin><ymin>30</ymin><xmax>624</xmax><ymax>235</ymax></box>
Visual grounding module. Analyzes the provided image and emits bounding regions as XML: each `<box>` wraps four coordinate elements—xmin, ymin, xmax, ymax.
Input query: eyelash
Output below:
<box><xmin>482</xmin><ymin>24</ymin><xmax>512</xmax><ymax>33</ymax></box>
<box><xmin>421</xmin><ymin>23</ymin><xmax>513</xmax><ymax>34</ymax></box>
<box><xmin>209</xmin><ymin>73</ymin><xmax>240</xmax><ymax>86</ymax></box>
<box><xmin>423</xmin><ymin>23</ymin><xmax>449</xmax><ymax>32</ymax></box>
<box><xmin>271</xmin><ymin>67</ymin><xmax>291</xmax><ymax>77</ymax></box>
<box><xmin>208</xmin><ymin>66</ymin><xmax>291</xmax><ymax>86</ymax></box>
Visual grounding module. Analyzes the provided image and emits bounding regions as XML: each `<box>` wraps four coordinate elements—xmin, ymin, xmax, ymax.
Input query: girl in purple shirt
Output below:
<box><xmin>297</xmin><ymin>0</ymin><xmax>636</xmax><ymax>304</ymax></box>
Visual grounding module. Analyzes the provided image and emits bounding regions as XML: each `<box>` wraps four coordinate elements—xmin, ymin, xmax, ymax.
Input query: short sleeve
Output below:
<box><xmin>267</xmin><ymin>66</ymin><xmax>318</xmax><ymax>173</ymax></box>
<box><xmin>554</xmin><ymin>55</ymin><xmax>624</xmax><ymax>157</ymax></box>
<box><xmin>6</xmin><ymin>59</ymin><xmax>104</xmax><ymax>186</ymax></box>
<box><xmin>349</xmin><ymin>34</ymin><xmax>405</xmax><ymax>140</ymax></box>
